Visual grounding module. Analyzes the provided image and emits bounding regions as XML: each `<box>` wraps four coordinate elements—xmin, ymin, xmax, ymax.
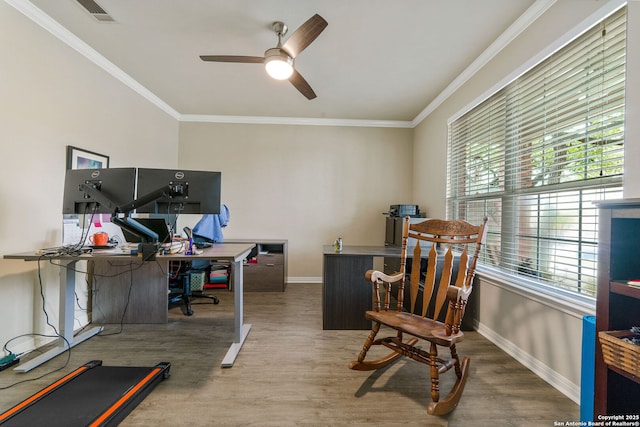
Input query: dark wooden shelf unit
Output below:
<box><xmin>594</xmin><ymin>199</ymin><xmax>640</xmax><ymax>417</ymax></box>
<box><xmin>609</xmin><ymin>281</ymin><xmax>640</xmax><ymax>299</ymax></box>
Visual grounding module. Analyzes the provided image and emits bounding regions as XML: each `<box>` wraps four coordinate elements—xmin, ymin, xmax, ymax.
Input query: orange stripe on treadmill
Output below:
<box><xmin>0</xmin><ymin>366</ymin><xmax>89</xmax><ymax>422</ymax></box>
<box><xmin>88</xmin><ymin>367</ymin><xmax>162</xmax><ymax>427</ymax></box>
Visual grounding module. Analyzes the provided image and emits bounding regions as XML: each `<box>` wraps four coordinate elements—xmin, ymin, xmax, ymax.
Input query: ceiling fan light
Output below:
<box><xmin>264</xmin><ymin>49</ymin><xmax>294</xmax><ymax>80</ymax></box>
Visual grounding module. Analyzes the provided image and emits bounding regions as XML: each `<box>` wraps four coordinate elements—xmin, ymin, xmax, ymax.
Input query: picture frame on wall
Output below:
<box><xmin>66</xmin><ymin>145</ymin><xmax>110</xmax><ymax>170</ymax></box>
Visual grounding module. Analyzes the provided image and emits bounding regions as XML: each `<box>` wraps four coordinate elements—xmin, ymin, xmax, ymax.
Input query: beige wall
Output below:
<box><xmin>0</xmin><ymin>3</ymin><xmax>179</xmax><ymax>354</ymax></box>
<box><xmin>412</xmin><ymin>0</ymin><xmax>639</xmax><ymax>402</ymax></box>
<box><xmin>178</xmin><ymin>122</ymin><xmax>414</xmax><ymax>279</ymax></box>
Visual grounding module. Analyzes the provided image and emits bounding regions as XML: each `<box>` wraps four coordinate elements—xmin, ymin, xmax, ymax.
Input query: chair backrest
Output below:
<box><xmin>394</xmin><ymin>217</ymin><xmax>487</xmax><ymax>335</ymax></box>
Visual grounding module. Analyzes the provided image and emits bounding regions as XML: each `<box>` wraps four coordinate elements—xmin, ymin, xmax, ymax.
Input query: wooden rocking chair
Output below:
<box><xmin>349</xmin><ymin>216</ymin><xmax>487</xmax><ymax>415</ymax></box>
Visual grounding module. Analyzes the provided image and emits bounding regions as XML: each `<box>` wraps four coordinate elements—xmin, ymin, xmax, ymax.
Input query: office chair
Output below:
<box><xmin>168</xmin><ymin>259</ymin><xmax>219</xmax><ymax>316</ymax></box>
<box><xmin>168</xmin><ymin>226</ymin><xmax>220</xmax><ymax>316</ymax></box>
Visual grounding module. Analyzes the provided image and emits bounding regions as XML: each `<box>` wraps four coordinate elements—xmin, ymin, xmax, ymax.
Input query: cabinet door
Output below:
<box><xmin>323</xmin><ymin>254</ymin><xmax>372</xmax><ymax>330</ymax></box>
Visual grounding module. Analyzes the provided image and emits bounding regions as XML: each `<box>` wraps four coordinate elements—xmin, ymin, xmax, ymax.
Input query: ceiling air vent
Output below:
<box><xmin>76</xmin><ymin>0</ymin><xmax>114</xmax><ymax>22</ymax></box>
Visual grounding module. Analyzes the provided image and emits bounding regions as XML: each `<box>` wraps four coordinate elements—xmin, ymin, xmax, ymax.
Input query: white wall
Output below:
<box><xmin>0</xmin><ymin>2</ymin><xmax>179</xmax><ymax>355</ymax></box>
<box><xmin>178</xmin><ymin>122</ymin><xmax>414</xmax><ymax>280</ymax></box>
<box><xmin>412</xmin><ymin>0</ymin><xmax>639</xmax><ymax>402</ymax></box>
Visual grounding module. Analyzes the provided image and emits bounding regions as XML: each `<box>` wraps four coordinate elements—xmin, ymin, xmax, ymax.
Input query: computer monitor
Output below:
<box><xmin>135</xmin><ymin>168</ymin><xmax>221</xmax><ymax>215</ymax></box>
<box><xmin>121</xmin><ymin>218</ymin><xmax>171</xmax><ymax>244</ymax></box>
<box><xmin>62</xmin><ymin>168</ymin><xmax>137</xmax><ymax>215</ymax></box>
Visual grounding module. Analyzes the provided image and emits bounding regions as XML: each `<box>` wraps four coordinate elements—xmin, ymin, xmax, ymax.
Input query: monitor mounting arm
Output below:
<box><xmin>115</xmin><ymin>183</ymin><xmax>186</xmax><ymax>215</ymax></box>
<box><xmin>78</xmin><ymin>183</ymin><xmax>120</xmax><ymax>213</ymax></box>
<box><xmin>78</xmin><ymin>182</ymin><xmax>185</xmax><ymax>261</ymax></box>
<box><xmin>116</xmin><ymin>184</ymin><xmax>186</xmax><ymax>261</ymax></box>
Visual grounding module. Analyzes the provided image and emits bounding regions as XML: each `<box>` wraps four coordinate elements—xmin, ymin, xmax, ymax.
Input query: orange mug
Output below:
<box><xmin>90</xmin><ymin>232</ymin><xmax>109</xmax><ymax>246</ymax></box>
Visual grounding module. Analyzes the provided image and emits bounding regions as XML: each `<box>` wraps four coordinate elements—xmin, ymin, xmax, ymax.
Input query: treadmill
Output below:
<box><xmin>0</xmin><ymin>360</ymin><xmax>170</xmax><ymax>427</ymax></box>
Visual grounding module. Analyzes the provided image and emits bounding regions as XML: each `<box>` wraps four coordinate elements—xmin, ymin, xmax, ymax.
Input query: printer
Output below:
<box><xmin>386</xmin><ymin>204</ymin><xmax>421</xmax><ymax>218</ymax></box>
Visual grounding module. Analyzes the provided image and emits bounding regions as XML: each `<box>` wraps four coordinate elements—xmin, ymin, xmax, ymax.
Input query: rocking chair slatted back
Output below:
<box><xmin>371</xmin><ymin>217</ymin><xmax>486</xmax><ymax>335</ymax></box>
<box><xmin>400</xmin><ymin>218</ymin><xmax>485</xmax><ymax>335</ymax></box>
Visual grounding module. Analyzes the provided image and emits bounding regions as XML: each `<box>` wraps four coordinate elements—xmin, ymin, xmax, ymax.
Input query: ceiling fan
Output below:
<box><xmin>200</xmin><ymin>14</ymin><xmax>328</xmax><ymax>100</ymax></box>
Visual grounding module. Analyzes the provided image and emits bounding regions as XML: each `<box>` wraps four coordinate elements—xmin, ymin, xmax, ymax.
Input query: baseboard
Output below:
<box><xmin>286</xmin><ymin>277</ymin><xmax>322</xmax><ymax>284</ymax></box>
<box><xmin>476</xmin><ymin>321</ymin><xmax>580</xmax><ymax>404</ymax></box>
<box><xmin>6</xmin><ymin>335</ymin><xmax>53</xmax><ymax>360</ymax></box>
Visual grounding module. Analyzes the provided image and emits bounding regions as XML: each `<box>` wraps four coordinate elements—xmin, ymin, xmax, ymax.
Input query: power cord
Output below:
<box><xmin>95</xmin><ymin>261</ymin><xmax>137</xmax><ymax>336</ymax></box>
<box><xmin>0</xmin><ymin>257</ymin><xmax>73</xmax><ymax>389</ymax></box>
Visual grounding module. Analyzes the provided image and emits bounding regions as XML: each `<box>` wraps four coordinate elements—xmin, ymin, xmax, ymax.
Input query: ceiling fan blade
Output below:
<box><xmin>281</xmin><ymin>14</ymin><xmax>328</xmax><ymax>58</ymax></box>
<box><xmin>200</xmin><ymin>55</ymin><xmax>264</xmax><ymax>63</ymax></box>
<box><xmin>289</xmin><ymin>69</ymin><xmax>317</xmax><ymax>100</ymax></box>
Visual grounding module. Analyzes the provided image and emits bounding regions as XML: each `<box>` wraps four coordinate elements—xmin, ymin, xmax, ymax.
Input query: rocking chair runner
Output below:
<box><xmin>349</xmin><ymin>216</ymin><xmax>488</xmax><ymax>415</ymax></box>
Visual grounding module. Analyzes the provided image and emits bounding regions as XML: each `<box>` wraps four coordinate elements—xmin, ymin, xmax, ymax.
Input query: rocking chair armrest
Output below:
<box><xmin>446</xmin><ymin>285</ymin><xmax>472</xmax><ymax>303</ymax></box>
<box><xmin>365</xmin><ymin>269</ymin><xmax>404</xmax><ymax>285</ymax></box>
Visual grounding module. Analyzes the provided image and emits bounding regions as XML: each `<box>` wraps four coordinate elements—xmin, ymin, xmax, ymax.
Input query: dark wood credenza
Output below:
<box><xmin>322</xmin><ymin>245</ymin><xmax>401</xmax><ymax>330</ymax></box>
<box><xmin>227</xmin><ymin>239</ymin><xmax>288</xmax><ymax>292</ymax></box>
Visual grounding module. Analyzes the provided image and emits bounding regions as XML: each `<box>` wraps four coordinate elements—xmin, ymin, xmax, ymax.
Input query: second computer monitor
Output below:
<box><xmin>136</xmin><ymin>168</ymin><xmax>221</xmax><ymax>215</ymax></box>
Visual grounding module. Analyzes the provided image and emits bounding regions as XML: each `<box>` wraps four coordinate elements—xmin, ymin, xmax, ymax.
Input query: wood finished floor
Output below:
<box><xmin>0</xmin><ymin>283</ymin><xmax>578</xmax><ymax>426</ymax></box>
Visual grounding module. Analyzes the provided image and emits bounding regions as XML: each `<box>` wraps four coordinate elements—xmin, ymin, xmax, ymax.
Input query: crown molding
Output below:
<box><xmin>411</xmin><ymin>0</ymin><xmax>557</xmax><ymax>127</ymax></box>
<box><xmin>179</xmin><ymin>114</ymin><xmax>413</xmax><ymax>128</ymax></box>
<box><xmin>5</xmin><ymin>0</ymin><xmax>181</xmax><ymax>120</ymax></box>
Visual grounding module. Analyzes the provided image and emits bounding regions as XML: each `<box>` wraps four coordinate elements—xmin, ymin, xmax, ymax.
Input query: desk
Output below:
<box><xmin>322</xmin><ymin>245</ymin><xmax>401</xmax><ymax>330</ymax></box>
<box><xmin>4</xmin><ymin>243</ymin><xmax>255</xmax><ymax>372</ymax></box>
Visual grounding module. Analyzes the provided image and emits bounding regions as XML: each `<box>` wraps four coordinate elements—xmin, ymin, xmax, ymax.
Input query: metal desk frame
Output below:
<box><xmin>4</xmin><ymin>243</ymin><xmax>255</xmax><ymax>372</ymax></box>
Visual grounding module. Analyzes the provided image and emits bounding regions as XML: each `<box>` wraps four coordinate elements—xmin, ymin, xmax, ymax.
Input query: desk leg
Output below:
<box><xmin>15</xmin><ymin>260</ymin><xmax>103</xmax><ymax>373</ymax></box>
<box><xmin>221</xmin><ymin>258</ymin><xmax>251</xmax><ymax>368</ymax></box>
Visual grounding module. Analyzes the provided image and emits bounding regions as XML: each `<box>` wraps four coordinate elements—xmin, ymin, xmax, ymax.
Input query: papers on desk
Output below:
<box><xmin>82</xmin><ymin>242</ymin><xmax>139</xmax><ymax>255</ymax></box>
<box><xmin>63</xmin><ymin>218</ymin><xmax>83</xmax><ymax>246</ymax></box>
<box><xmin>88</xmin><ymin>248</ymin><xmax>123</xmax><ymax>255</ymax></box>
<box><xmin>87</xmin><ymin>245</ymin><xmax>131</xmax><ymax>255</ymax></box>
<box><xmin>166</xmin><ymin>241</ymin><xmax>186</xmax><ymax>254</ymax></box>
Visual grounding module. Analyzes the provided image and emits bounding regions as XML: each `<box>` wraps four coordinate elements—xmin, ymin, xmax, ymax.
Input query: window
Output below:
<box><xmin>446</xmin><ymin>7</ymin><xmax>626</xmax><ymax>297</ymax></box>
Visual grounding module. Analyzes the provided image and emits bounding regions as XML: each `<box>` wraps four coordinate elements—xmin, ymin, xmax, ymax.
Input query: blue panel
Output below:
<box><xmin>580</xmin><ymin>315</ymin><xmax>596</xmax><ymax>422</ymax></box>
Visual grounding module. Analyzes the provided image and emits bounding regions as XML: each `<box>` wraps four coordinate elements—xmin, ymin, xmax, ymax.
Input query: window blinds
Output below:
<box><xmin>446</xmin><ymin>7</ymin><xmax>626</xmax><ymax>296</ymax></box>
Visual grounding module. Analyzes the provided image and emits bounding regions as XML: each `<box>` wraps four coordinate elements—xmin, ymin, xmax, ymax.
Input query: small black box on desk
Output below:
<box><xmin>388</xmin><ymin>204</ymin><xmax>420</xmax><ymax>217</ymax></box>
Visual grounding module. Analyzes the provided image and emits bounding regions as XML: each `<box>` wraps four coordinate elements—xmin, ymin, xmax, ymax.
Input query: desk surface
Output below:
<box><xmin>4</xmin><ymin>242</ymin><xmax>255</xmax><ymax>262</ymax></box>
<box><xmin>323</xmin><ymin>244</ymin><xmax>401</xmax><ymax>257</ymax></box>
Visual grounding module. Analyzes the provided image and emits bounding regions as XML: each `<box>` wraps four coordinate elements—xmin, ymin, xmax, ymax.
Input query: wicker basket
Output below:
<box><xmin>598</xmin><ymin>330</ymin><xmax>640</xmax><ymax>378</ymax></box>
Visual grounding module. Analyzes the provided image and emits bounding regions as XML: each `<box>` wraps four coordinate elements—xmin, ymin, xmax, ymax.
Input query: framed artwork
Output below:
<box><xmin>66</xmin><ymin>145</ymin><xmax>109</xmax><ymax>170</ymax></box>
